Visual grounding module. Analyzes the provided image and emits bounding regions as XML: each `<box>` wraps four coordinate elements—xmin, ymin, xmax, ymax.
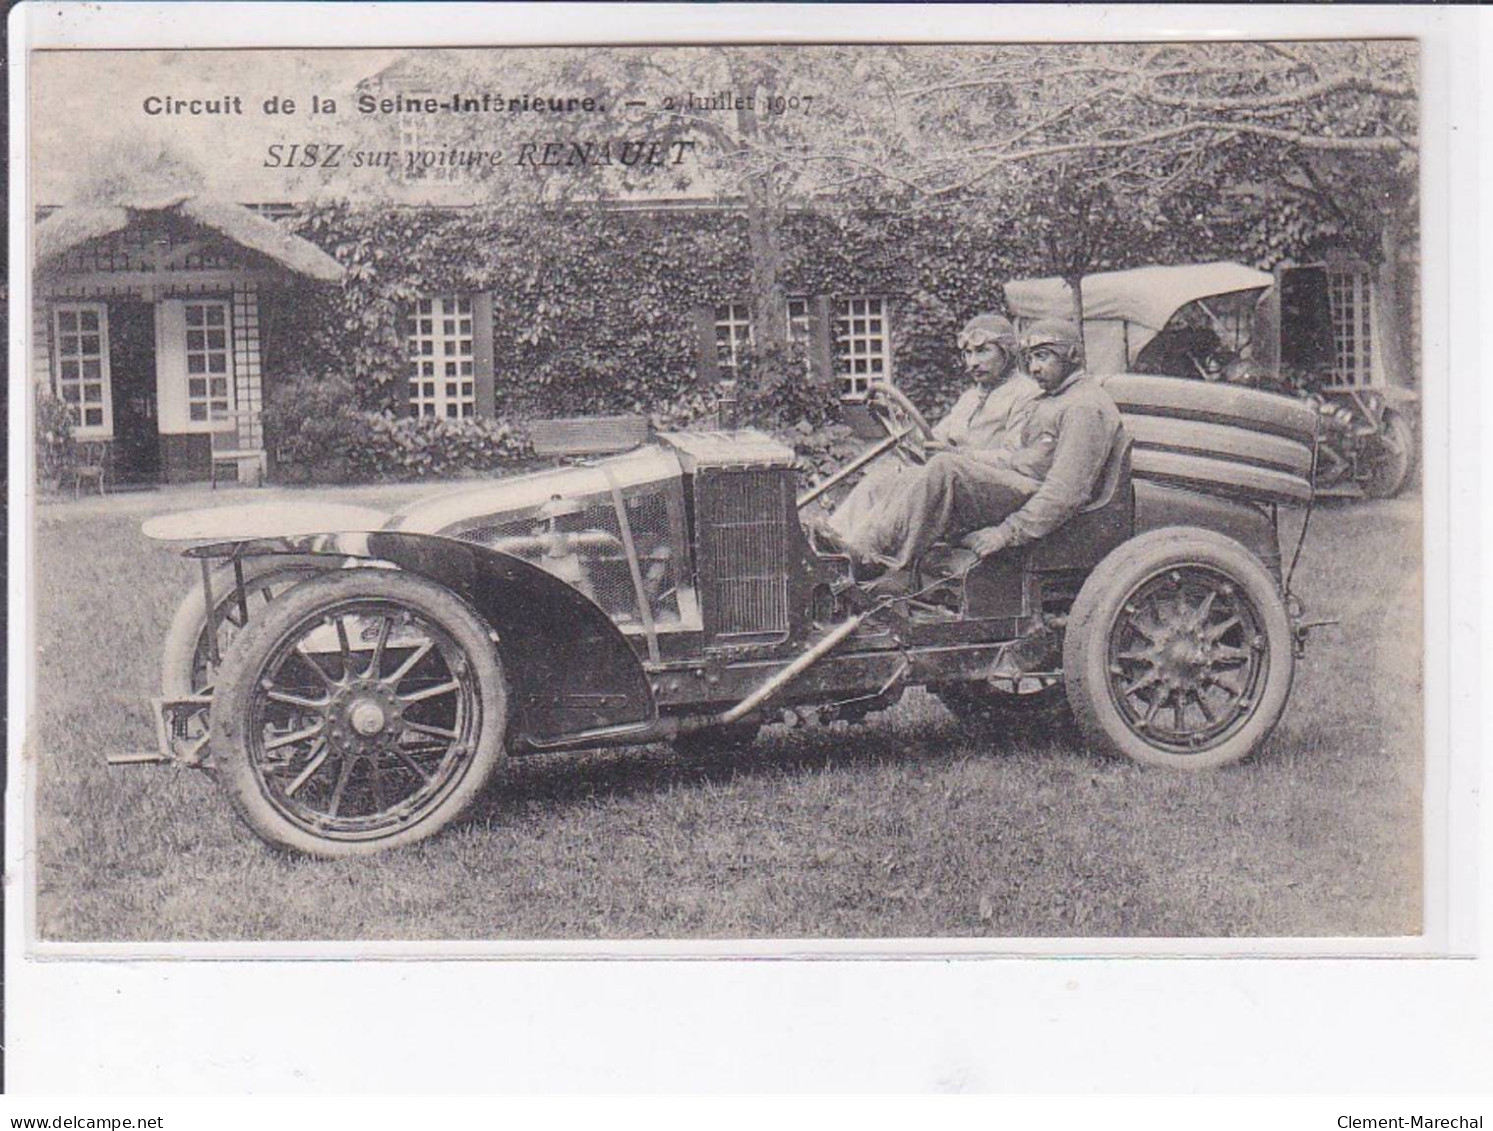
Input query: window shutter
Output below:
<box><xmin>472</xmin><ymin>292</ymin><xmax>496</xmax><ymax>417</ymax></box>
<box><xmin>692</xmin><ymin>306</ymin><xmax>720</xmax><ymax>386</ymax></box>
<box><xmin>810</xmin><ymin>295</ymin><xmax>835</xmax><ymax>385</ymax></box>
<box><xmin>400</xmin><ymin>303</ymin><xmax>418</xmax><ymax>418</ymax></box>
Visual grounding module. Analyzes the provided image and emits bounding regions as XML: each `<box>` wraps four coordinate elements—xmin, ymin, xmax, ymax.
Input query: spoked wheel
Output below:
<box><xmin>1362</xmin><ymin>410</ymin><xmax>1415</xmax><ymax>499</ymax></box>
<box><xmin>210</xmin><ymin>570</ymin><xmax>507</xmax><ymax>856</ymax></box>
<box><xmin>1064</xmin><ymin>528</ymin><xmax>1294</xmax><ymax>769</ymax></box>
<box><xmin>161</xmin><ymin>557</ymin><xmax>330</xmax><ymax>699</ymax></box>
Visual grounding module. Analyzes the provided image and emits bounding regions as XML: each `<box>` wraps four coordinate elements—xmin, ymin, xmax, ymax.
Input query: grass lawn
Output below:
<box><xmin>27</xmin><ymin>481</ymin><xmax>1423</xmax><ymax>942</ymax></box>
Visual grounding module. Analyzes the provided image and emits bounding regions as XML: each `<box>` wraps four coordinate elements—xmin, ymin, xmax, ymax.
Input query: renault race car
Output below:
<box><xmin>126</xmin><ymin>376</ymin><xmax>1324</xmax><ymax>857</ymax></box>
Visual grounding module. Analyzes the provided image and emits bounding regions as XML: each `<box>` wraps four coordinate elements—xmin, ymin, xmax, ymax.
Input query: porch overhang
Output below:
<box><xmin>34</xmin><ymin>195</ymin><xmax>344</xmax><ymax>283</ymax></box>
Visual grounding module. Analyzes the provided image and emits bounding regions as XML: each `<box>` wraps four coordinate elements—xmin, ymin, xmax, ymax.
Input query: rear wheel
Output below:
<box><xmin>209</xmin><ymin>570</ymin><xmax>508</xmax><ymax>857</ymax></box>
<box><xmin>1063</xmin><ymin>528</ymin><xmax>1294</xmax><ymax>769</ymax></box>
<box><xmin>1363</xmin><ymin>410</ymin><xmax>1415</xmax><ymax>499</ymax></box>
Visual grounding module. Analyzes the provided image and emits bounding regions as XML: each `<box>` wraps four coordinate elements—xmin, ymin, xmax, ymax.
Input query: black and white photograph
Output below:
<box><xmin>20</xmin><ymin>28</ymin><xmax>1434</xmax><ymax>950</ymax></box>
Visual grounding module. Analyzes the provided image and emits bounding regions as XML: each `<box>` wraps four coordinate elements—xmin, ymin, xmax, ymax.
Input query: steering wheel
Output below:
<box><xmin>865</xmin><ymin>383</ymin><xmax>937</xmax><ymax>465</ymax></box>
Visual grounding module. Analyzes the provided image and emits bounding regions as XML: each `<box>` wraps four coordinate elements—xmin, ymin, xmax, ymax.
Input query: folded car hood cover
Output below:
<box><xmin>1005</xmin><ymin>262</ymin><xmax>1274</xmax><ymax>330</ymax></box>
<box><xmin>142</xmin><ymin>502</ymin><xmax>391</xmax><ymax>542</ymax></box>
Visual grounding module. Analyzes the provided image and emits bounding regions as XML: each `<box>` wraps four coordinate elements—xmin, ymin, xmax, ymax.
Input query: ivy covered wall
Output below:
<box><xmin>283</xmin><ymin>202</ymin><xmax>1034</xmax><ymax>426</ymax></box>
<box><xmin>279</xmin><ymin>196</ymin><xmax>1304</xmax><ymax>430</ymax></box>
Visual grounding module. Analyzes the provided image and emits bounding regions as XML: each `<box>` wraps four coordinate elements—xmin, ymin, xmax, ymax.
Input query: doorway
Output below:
<box><xmin>107</xmin><ymin>300</ymin><xmax>160</xmax><ymax>482</ymax></box>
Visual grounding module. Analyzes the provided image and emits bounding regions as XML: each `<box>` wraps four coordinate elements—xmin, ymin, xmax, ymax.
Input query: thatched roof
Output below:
<box><xmin>177</xmin><ymin>198</ymin><xmax>344</xmax><ymax>281</ymax></box>
<box><xmin>34</xmin><ymin>204</ymin><xmax>132</xmax><ymax>267</ymax></box>
<box><xmin>34</xmin><ymin>195</ymin><xmax>345</xmax><ymax>282</ymax></box>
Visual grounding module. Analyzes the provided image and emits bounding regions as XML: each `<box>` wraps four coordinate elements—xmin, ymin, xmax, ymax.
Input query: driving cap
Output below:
<box><xmin>1021</xmin><ymin>319</ymin><xmax>1083</xmax><ymax>353</ymax></box>
<box><xmin>957</xmin><ymin>313</ymin><xmax>1017</xmax><ymax>349</ymax></box>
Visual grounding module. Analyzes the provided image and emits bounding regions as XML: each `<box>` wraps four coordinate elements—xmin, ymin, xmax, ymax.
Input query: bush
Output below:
<box><xmin>263</xmin><ymin>371</ymin><xmax>371</xmax><ymax>479</ymax></box>
<box><xmin>35</xmin><ymin>389</ymin><xmax>74</xmax><ymax>486</ymax></box>
<box><xmin>773</xmin><ymin>420</ymin><xmax>866</xmax><ymax>493</ymax></box>
<box><xmin>346</xmin><ymin>413</ymin><xmax>533</xmax><ymax>481</ymax></box>
<box><xmin>265</xmin><ymin>369</ymin><xmax>533</xmax><ymax>482</ymax></box>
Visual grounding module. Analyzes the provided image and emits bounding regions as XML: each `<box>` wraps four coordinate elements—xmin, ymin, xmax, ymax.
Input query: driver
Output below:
<box><xmin>815</xmin><ymin>312</ymin><xmax>1037</xmax><ymax>553</ymax></box>
<box><xmin>836</xmin><ymin>319</ymin><xmax>1122</xmax><ymax>595</ymax></box>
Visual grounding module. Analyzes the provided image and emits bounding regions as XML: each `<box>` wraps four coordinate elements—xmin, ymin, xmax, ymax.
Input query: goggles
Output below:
<box><xmin>1020</xmin><ymin>338</ymin><xmax>1076</xmax><ymax>358</ymax></box>
<box><xmin>957</xmin><ymin>331</ymin><xmax>1011</xmax><ymax>352</ymax></box>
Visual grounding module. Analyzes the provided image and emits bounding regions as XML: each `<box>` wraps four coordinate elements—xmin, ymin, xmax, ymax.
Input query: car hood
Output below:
<box><xmin>386</xmin><ymin>444</ymin><xmax>683</xmax><ymax>536</ymax></box>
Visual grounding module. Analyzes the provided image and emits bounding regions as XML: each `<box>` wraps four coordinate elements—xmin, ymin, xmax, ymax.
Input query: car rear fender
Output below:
<box><xmin>189</xmin><ymin>530</ymin><xmax>656</xmax><ymax>745</ymax></box>
<box><xmin>1132</xmin><ymin>481</ymin><xmax>1282</xmax><ymax>581</ymax></box>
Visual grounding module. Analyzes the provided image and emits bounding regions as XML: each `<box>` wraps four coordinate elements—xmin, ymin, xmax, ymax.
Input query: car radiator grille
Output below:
<box><xmin>698</xmin><ymin>469</ymin><xmax>790</xmax><ymax>640</ymax></box>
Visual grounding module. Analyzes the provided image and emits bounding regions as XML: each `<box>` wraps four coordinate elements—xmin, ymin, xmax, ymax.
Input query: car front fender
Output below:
<box><xmin>172</xmin><ymin>528</ymin><xmax>657</xmax><ymax>748</ymax></box>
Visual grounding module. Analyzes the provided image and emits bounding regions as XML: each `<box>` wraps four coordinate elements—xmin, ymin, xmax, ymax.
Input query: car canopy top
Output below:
<box><xmin>1004</xmin><ymin>262</ymin><xmax>1274</xmax><ymax>374</ymax></box>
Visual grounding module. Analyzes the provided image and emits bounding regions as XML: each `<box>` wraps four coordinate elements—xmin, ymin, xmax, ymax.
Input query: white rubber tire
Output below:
<box><xmin>209</xmin><ymin>569</ymin><xmax>508</xmax><ymax>857</ymax></box>
<box><xmin>1063</xmin><ymin>527</ymin><xmax>1295</xmax><ymax>770</ymax></box>
<box><xmin>161</xmin><ymin>557</ymin><xmax>332</xmax><ymax>698</ymax></box>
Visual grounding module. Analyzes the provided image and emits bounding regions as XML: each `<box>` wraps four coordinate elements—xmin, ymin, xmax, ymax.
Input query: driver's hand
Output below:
<box><xmin>962</xmin><ymin>526</ymin><xmax>1009</xmax><ymax>558</ymax></box>
<box><xmin>925</xmin><ymin>437</ymin><xmax>956</xmax><ymax>454</ymax></box>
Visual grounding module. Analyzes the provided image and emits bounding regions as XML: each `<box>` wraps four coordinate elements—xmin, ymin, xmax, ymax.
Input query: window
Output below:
<box><xmin>787</xmin><ymin>297</ymin><xmax>814</xmax><ymax>376</ymax></box>
<box><xmin>154</xmin><ymin>298</ymin><xmax>237</xmax><ymax>433</ymax></box>
<box><xmin>407</xmin><ymin>296</ymin><xmax>476</xmax><ymax>418</ymax></box>
<box><xmin>835</xmin><ymin>297</ymin><xmax>890</xmax><ymax>397</ymax></box>
<box><xmin>52</xmin><ymin>304</ymin><xmax>112</xmax><ymax>435</ymax></box>
<box><xmin>399</xmin><ymin>92</ymin><xmax>458</xmax><ymax>183</ymax></box>
<box><xmin>1327</xmin><ymin>270</ymin><xmax>1374</xmax><ymax>388</ymax></box>
<box><xmin>183</xmin><ymin>301</ymin><xmax>234</xmax><ymax>424</ymax></box>
<box><xmin>714</xmin><ymin>302</ymin><xmax>752</xmax><ymax>377</ymax></box>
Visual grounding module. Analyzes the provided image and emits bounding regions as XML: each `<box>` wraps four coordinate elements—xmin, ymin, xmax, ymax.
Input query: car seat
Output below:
<box><xmin>917</xmin><ymin>431</ymin><xmax>1134</xmax><ymax>588</ymax></box>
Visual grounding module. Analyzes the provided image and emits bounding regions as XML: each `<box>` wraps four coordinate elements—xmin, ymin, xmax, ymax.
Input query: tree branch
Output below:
<box><xmin>1139</xmin><ymin>73</ymin><xmax>1415</xmax><ymax>113</ymax></box>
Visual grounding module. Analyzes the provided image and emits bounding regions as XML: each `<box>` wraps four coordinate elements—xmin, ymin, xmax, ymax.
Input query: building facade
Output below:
<box><xmin>33</xmin><ymin>197</ymin><xmax>343</xmax><ymax>483</ymax></box>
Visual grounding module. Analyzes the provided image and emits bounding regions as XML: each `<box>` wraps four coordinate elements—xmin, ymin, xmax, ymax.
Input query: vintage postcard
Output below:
<box><xmin>8</xmin><ymin>0</ymin><xmax>1486</xmax><ymax>1100</ymax></box>
<box><xmin>13</xmin><ymin>10</ymin><xmax>1452</xmax><ymax>959</ymax></box>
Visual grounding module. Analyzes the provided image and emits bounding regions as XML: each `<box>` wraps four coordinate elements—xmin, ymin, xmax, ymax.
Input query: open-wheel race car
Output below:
<box><xmin>1005</xmin><ymin>261</ymin><xmax>1418</xmax><ymax>499</ymax></box>
<box><xmin>125</xmin><ymin>375</ymin><xmax>1327</xmax><ymax>857</ymax></box>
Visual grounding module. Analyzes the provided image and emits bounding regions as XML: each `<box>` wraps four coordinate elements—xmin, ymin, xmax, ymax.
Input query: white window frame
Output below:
<box><xmin>52</xmin><ymin>302</ymin><xmax>113</xmax><ymax>437</ymax></box>
<box><xmin>714</xmin><ymin>301</ymin><xmax>752</xmax><ymax>377</ymax></box>
<box><xmin>786</xmin><ymin>297</ymin><xmax>814</xmax><ymax>377</ymax></box>
<box><xmin>1327</xmin><ymin>269</ymin><xmax>1374</xmax><ymax>389</ymax></box>
<box><xmin>407</xmin><ymin>295</ymin><xmax>476</xmax><ymax>419</ymax></box>
<box><xmin>835</xmin><ymin>296</ymin><xmax>891</xmax><ymax>398</ymax></box>
<box><xmin>399</xmin><ymin>91</ymin><xmax>459</xmax><ymax>184</ymax></box>
<box><xmin>156</xmin><ymin>298</ymin><xmax>235</xmax><ymax>433</ymax></box>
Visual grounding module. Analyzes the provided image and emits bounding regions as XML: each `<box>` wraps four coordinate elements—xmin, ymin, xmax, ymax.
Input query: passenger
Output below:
<box><xmin>837</xmin><ymin>319</ymin><xmax>1123</xmax><ymax>596</ymax></box>
<box><xmin>818</xmin><ymin>312</ymin><xmax>1037</xmax><ymax>553</ymax></box>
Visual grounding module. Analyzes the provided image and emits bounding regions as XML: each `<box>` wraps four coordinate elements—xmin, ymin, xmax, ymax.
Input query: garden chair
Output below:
<box><xmin>70</xmin><ymin>438</ymin><xmax>111</xmax><ymax>498</ymax></box>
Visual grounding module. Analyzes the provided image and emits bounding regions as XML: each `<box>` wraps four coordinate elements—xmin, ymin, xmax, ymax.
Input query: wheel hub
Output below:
<box><xmin>1154</xmin><ymin>630</ymin><xmax>1211</xmax><ymax>689</ymax></box>
<box><xmin>328</xmin><ymin>681</ymin><xmax>403</xmax><ymax>751</ymax></box>
<box><xmin>349</xmin><ymin>699</ymin><xmax>388</xmax><ymax>736</ymax></box>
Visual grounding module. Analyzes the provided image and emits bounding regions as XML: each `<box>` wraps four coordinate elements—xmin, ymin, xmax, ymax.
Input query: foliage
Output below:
<box><xmin>264</xmin><ymin>367</ymin><xmax>531</xmax><ymax>482</ymax></box>
<box><xmin>287</xmin><ymin>200</ymin><xmax>1025</xmax><ymax>429</ymax></box>
<box><xmin>773</xmin><ymin>421</ymin><xmax>865</xmax><ymax>492</ymax></box>
<box><xmin>34</xmin><ymin>388</ymin><xmax>75</xmax><ymax>484</ymax></box>
<box><xmin>344</xmin><ymin>413</ymin><xmax>532</xmax><ymax>481</ymax></box>
<box><xmin>266</xmin><ymin>40</ymin><xmax>1422</xmax><ymax>447</ymax></box>
<box><xmin>262</xmin><ymin>370</ymin><xmax>372</xmax><ymax>475</ymax></box>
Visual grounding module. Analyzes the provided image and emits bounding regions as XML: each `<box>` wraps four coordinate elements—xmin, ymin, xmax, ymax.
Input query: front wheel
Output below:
<box><xmin>209</xmin><ymin>570</ymin><xmax>508</xmax><ymax>857</ymax></box>
<box><xmin>1063</xmin><ymin>529</ymin><xmax>1294</xmax><ymax>770</ymax></box>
